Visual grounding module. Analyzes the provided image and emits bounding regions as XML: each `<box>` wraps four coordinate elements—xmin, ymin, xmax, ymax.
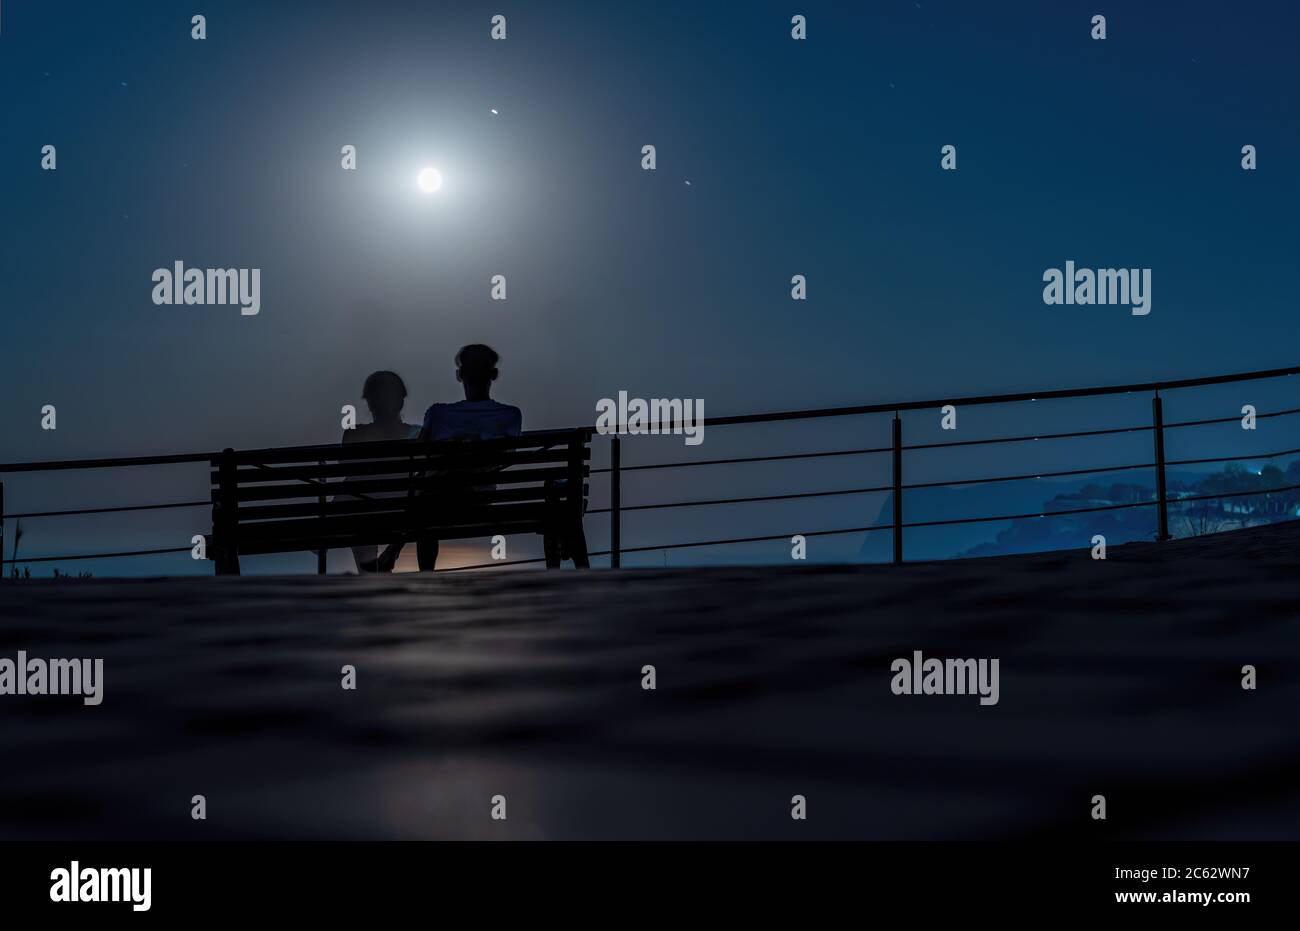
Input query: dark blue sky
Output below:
<box><xmin>2</xmin><ymin>0</ymin><xmax>1297</xmax><ymax>572</ymax></box>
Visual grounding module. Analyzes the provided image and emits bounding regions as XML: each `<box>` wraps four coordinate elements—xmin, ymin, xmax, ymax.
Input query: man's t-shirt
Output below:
<box><xmin>421</xmin><ymin>399</ymin><xmax>523</xmax><ymax>441</ymax></box>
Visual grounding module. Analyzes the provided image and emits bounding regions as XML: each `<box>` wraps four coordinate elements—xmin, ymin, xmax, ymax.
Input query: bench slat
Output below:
<box><xmin>211</xmin><ymin>447</ymin><xmax>587</xmax><ymax>484</ymax></box>
<box><xmin>214</xmin><ymin>429</ymin><xmax>591</xmax><ymax>467</ymax></box>
<box><xmin>235</xmin><ymin>483</ymin><xmax>589</xmax><ymax>522</ymax></box>
<box><xmin>237</xmin><ymin>503</ymin><xmax>554</xmax><ymax>542</ymax></box>
<box><xmin>222</xmin><ymin>466</ymin><xmax>585</xmax><ymax>503</ymax></box>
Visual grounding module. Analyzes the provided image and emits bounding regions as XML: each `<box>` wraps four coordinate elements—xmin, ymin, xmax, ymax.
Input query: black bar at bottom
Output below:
<box><xmin>0</xmin><ymin>840</ymin><xmax>1281</xmax><ymax>919</ymax></box>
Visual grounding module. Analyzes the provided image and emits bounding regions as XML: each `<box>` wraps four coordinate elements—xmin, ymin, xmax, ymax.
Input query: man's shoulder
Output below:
<box><xmin>422</xmin><ymin>402</ymin><xmax>460</xmax><ymax>424</ymax></box>
<box><xmin>437</xmin><ymin>399</ymin><xmax>521</xmax><ymax>414</ymax></box>
<box><xmin>494</xmin><ymin>402</ymin><xmax>523</xmax><ymax>429</ymax></box>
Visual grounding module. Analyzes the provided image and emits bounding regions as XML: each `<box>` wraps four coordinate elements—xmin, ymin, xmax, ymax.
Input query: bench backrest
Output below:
<box><xmin>210</xmin><ymin>429</ymin><xmax>591</xmax><ymax>557</ymax></box>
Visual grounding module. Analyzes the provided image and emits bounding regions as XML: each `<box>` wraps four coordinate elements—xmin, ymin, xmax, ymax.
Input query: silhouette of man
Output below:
<box><xmin>342</xmin><ymin>370</ymin><xmax>420</xmax><ymax>573</ymax></box>
<box><xmin>416</xmin><ymin>344</ymin><xmax>522</xmax><ymax>570</ymax></box>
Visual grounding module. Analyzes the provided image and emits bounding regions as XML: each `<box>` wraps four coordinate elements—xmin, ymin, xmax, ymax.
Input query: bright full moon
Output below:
<box><xmin>417</xmin><ymin>166</ymin><xmax>443</xmax><ymax>193</ymax></box>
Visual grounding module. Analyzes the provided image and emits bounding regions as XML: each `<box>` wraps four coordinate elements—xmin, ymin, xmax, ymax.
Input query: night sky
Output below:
<box><xmin>2</xmin><ymin>0</ymin><xmax>1297</xmax><ymax>573</ymax></box>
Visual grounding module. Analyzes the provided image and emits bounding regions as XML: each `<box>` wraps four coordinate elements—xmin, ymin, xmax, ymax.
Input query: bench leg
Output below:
<box><xmin>543</xmin><ymin>532</ymin><xmax>562</xmax><ymax>569</ymax></box>
<box><xmin>215</xmin><ymin>548</ymin><xmax>241</xmax><ymax>576</ymax></box>
<box><xmin>566</xmin><ymin>519</ymin><xmax>590</xmax><ymax>569</ymax></box>
<box><xmin>416</xmin><ymin>537</ymin><xmax>439</xmax><ymax>572</ymax></box>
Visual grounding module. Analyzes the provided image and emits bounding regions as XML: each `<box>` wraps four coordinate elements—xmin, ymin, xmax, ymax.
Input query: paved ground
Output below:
<box><xmin>1</xmin><ymin>522</ymin><xmax>1298</xmax><ymax>839</ymax></box>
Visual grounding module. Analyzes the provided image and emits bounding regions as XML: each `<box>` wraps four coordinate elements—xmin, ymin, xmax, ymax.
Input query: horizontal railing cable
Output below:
<box><xmin>1166</xmin><ymin>445</ymin><xmax>1300</xmax><ymax>469</ymax></box>
<box><xmin>604</xmin><ymin>526</ymin><xmax>888</xmax><ymax>557</ymax></box>
<box><xmin>903</xmin><ymin>461</ymin><xmax>1154</xmax><ymax>490</ymax></box>
<box><xmin>589</xmin><ymin>445</ymin><xmax>892</xmax><ymax>475</ymax></box>
<box><xmin>588</xmin><ymin>461</ymin><xmax>1161</xmax><ymax>516</ymax></box>
<box><xmin>1164</xmin><ymin>406</ymin><xmax>1300</xmax><ymax>431</ymax></box>
<box><xmin>0</xmin><ymin>452</ymin><xmax>213</xmax><ymax>474</ymax></box>
<box><xmin>2</xmin><ymin>546</ymin><xmax>192</xmax><ymax>566</ymax></box>
<box><xmin>1164</xmin><ymin>482</ymin><xmax>1300</xmax><ymax>507</ymax></box>
<box><xmin>587</xmin><ymin>484</ymin><xmax>895</xmax><ymax>515</ymax></box>
<box><xmin>588</xmin><ymin>405</ymin><xmax>1300</xmax><ymax>477</ymax></box>
<box><xmin>2</xmin><ymin>500</ymin><xmax>209</xmax><ymax>520</ymax></box>
<box><xmin>9</xmin><ymin>483</ymin><xmax>1299</xmax><ymax>569</ymax></box>
<box><xmin>2</xmin><ymin>455</ymin><xmax>1281</xmax><ymax>523</ymax></box>
<box><xmin>902</xmin><ymin>423</ymin><xmax>1152</xmax><ymax>453</ymax></box>
<box><xmin>691</xmin><ymin>364</ymin><xmax>1300</xmax><ymax>429</ymax></box>
<box><xmin>3</xmin><ymin>366</ymin><xmax>1298</xmax><ymax>474</ymax></box>
<box><xmin>586</xmin><ymin>428</ymin><xmax>1300</xmax><ymax>519</ymax></box>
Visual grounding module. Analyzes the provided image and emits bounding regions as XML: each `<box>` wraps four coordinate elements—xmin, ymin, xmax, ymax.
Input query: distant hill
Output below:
<box><xmin>856</xmin><ymin>472</ymin><xmax>1226</xmax><ymax>562</ymax></box>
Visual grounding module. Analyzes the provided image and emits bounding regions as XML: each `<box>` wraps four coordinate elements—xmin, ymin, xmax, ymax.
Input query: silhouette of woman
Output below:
<box><xmin>341</xmin><ymin>371</ymin><xmax>420</xmax><ymax>573</ymax></box>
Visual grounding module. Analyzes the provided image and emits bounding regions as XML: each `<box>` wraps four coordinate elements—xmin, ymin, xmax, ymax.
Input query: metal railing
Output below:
<box><xmin>3</xmin><ymin>363</ymin><xmax>1300</xmax><ymax>573</ymax></box>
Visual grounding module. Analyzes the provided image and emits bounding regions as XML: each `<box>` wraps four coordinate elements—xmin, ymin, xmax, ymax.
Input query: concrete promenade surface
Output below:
<box><xmin>1</xmin><ymin>522</ymin><xmax>1298</xmax><ymax>839</ymax></box>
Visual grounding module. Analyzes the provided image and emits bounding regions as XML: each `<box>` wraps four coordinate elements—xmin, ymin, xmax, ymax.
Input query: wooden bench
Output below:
<box><xmin>206</xmin><ymin>429</ymin><xmax>591</xmax><ymax>575</ymax></box>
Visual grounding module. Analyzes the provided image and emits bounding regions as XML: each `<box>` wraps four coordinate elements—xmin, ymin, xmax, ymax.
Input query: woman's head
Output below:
<box><xmin>362</xmin><ymin>370</ymin><xmax>407</xmax><ymax>420</ymax></box>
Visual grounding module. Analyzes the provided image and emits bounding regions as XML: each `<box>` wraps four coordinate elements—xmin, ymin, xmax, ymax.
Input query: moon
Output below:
<box><xmin>417</xmin><ymin>166</ymin><xmax>443</xmax><ymax>193</ymax></box>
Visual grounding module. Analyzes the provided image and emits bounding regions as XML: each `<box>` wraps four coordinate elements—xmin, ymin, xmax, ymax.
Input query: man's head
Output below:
<box><xmin>362</xmin><ymin>370</ymin><xmax>407</xmax><ymax>421</ymax></box>
<box><xmin>455</xmin><ymin>344</ymin><xmax>500</xmax><ymax>399</ymax></box>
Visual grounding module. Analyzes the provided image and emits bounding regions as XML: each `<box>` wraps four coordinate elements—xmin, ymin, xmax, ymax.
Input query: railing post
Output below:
<box><xmin>1152</xmin><ymin>393</ymin><xmax>1170</xmax><ymax>541</ymax></box>
<box><xmin>567</xmin><ymin>432</ymin><xmax>591</xmax><ymax>568</ymax></box>
<box><xmin>610</xmin><ymin>437</ymin><xmax>621</xmax><ymax>568</ymax></box>
<box><xmin>214</xmin><ymin>448</ymin><xmax>241</xmax><ymax>575</ymax></box>
<box><xmin>317</xmin><ymin>459</ymin><xmax>327</xmax><ymax>575</ymax></box>
<box><xmin>892</xmin><ymin>414</ymin><xmax>903</xmax><ymax>564</ymax></box>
